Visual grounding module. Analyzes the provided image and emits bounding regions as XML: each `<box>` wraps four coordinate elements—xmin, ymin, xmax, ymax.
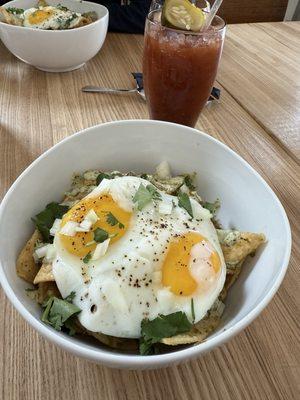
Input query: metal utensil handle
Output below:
<box><xmin>82</xmin><ymin>86</ymin><xmax>137</xmax><ymax>93</ymax></box>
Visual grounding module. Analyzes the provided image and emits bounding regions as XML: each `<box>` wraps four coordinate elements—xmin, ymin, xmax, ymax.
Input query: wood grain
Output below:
<box><xmin>218</xmin><ymin>22</ymin><xmax>300</xmax><ymax>163</ymax></box>
<box><xmin>0</xmin><ymin>24</ymin><xmax>300</xmax><ymax>400</ymax></box>
<box><xmin>217</xmin><ymin>0</ymin><xmax>289</xmax><ymax>24</ymax></box>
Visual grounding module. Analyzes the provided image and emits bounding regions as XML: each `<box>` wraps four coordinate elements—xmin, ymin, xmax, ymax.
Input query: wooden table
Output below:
<box><xmin>0</xmin><ymin>22</ymin><xmax>299</xmax><ymax>400</ymax></box>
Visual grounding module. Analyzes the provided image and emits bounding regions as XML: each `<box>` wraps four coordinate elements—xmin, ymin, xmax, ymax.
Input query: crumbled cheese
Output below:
<box><xmin>85</xmin><ymin>240</ymin><xmax>95</xmax><ymax>247</ymax></box>
<box><xmin>217</xmin><ymin>230</ymin><xmax>241</xmax><ymax>246</ymax></box>
<box><xmin>34</xmin><ymin>244</ymin><xmax>49</xmax><ymax>259</ymax></box>
<box><xmin>180</xmin><ymin>184</ymin><xmax>190</xmax><ymax>194</ymax></box>
<box><xmin>60</xmin><ymin>221</ymin><xmax>79</xmax><ymax>236</ymax></box>
<box><xmin>75</xmin><ymin>226</ymin><xmax>89</xmax><ymax>233</ymax></box>
<box><xmin>33</xmin><ymin>253</ymin><xmax>40</xmax><ymax>263</ymax></box>
<box><xmin>211</xmin><ymin>299</ymin><xmax>225</xmax><ymax>317</ymax></box>
<box><xmin>85</xmin><ymin>209</ymin><xmax>99</xmax><ymax>224</ymax></box>
<box><xmin>76</xmin><ymin>219</ymin><xmax>92</xmax><ymax>232</ymax></box>
<box><xmin>44</xmin><ymin>245</ymin><xmax>56</xmax><ymax>262</ymax></box>
<box><xmin>92</xmin><ymin>239</ymin><xmax>110</xmax><ymax>260</ymax></box>
<box><xmin>75</xmin><ymin>209</ymin><xmax>99</xmax><ymax>232</ymax></box>
<box><xmin>155</xmin><ymin>161</ymin><xmax>171</xmax><ymax>180</ymax></box>
<box><xmin>196</xmin><ymin>206</ymin><xmax>212</xmax><ymax>220</ymax></box>
<box><xmin>50</xmin><ymin>218</ymin><xmax>62</xmax><ymax>236</ymax></box>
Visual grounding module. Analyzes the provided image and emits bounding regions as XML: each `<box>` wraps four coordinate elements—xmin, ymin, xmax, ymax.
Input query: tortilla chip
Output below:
<box><xmin>0</xmin><ymin>7</ymin><xmax>10</xmax><ymax>23</ymax></box>
<box><xmin>161</xmin><ymin>300</ymin><xmax>224</xmax><ymax>345</ymax></box>
<box><xmin>161</xmin><ymin>327</ymin><xmax>204</xmax><ymax>346</ymax></box>
<box><xmin>220</xmin><ymin>231</ymin><xmax>265</xmax><ymax>265</ymax></box>
<box><xmin>37</xmin><ymin>282</ymin><xmax>60</xmax><ymax>303</ymax></box>
<box><xmin>149</xmin><ymin>175</ymin><xmax>185</xmax><ymax>194</ymax></box>
<box><xmin>0</xmin><ymin>7</ymin><xmax>23</xmax><ymax>26</ymax></box>
<box><xmin>26</xmin><ymin>282</ymin><xmax>60</xmax><ymax>304</ymax></box>
<box><xmin>71</xmin><ymin>16</ymin><xmax>93</xmax><ymax>29</ymax></box>
<box><xmin>73</xmin><ymin>321</ymin><xmax>135</xmax><ymax>350</ymax></box>
<box><xmin>88</xmin><ymin>331</ymin><xmax>138</xmax><ymax>351</ymax></box>
<box><xmin>218</xmin><ymin>230</ymin><xmax>265</xmax><ymax>300</ymax></box>
<box><xmin>16</xmin><ymin>229</ymin><xmax>41</xmax><ymax>283</ymax></box>
<box><xmin>37</xmin><ymin>0</ymin><xmax>48</xmax><ymax>7</ymax></box>
<box><xmin>33</xmin><ymin>263</ymin><xmax>54</xmax><ymax>284</ymax></box>
<box><xmin>219</xmin><ymin>259</ymin><xmax>244</xmax><ymax>301</ymax></box>
<box><xmin>74</xmin><ymin>320</ymin><xmax>138</xmax><ymax>351</ymax></box>
<box><xmin>82</xmin><ymin>11</ymin><xmax>98</xmax><ymax>23</ymax></box>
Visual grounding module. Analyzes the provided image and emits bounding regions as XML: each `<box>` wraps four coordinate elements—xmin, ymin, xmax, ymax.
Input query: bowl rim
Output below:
<box><xmin>0</xmin><ymin>0</ymin><xmax>108</xmax><ymax>33</ymax></box>
<box><xmin>0</xmin><ymin>119</ymin><xmax>292</xmax><ymax>368</ymax></box>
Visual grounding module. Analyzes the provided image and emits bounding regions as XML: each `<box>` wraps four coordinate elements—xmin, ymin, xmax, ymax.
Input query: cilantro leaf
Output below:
<box><xmin>133</xmin><ymin>184</ymin><xmax>162</xmax><ymax>211</ymax></box>
<box><xmin>146</xmin><ymin>185</ymin><xmax>162</xmax><ymax>200</ymax></box>
<box><xmin>106</xmin><ymin>212</ymin><xmax>118</xmax><ymax>226</ymax></box>
<box><xmin>64</xmin><ymin>317</ymin><xmax>77</xmax><ymax>336</ymax></box>
<box><xmin>139</xmin><ymin>339</ymin><xmax>155</xmax><ymax>356</ymax></box>
<box><xmin>63</xmin><ymin>13</ymin><xmax>78</xmax><ymax>28</ymax></box>
<box><xmin>202</xmin><ymin>199</ymin><xmax>220</xmax><ymax>216</ymax></box>
<box><xmin>56</xmin><ymin>4</ymin><xmax>69</xmax><ymax>11</ymax></box>
<box><xmin>178</xmin><ymin>192</ymin><xmax>193</xmax><ymax>218</ymax></box>
<box><xmin>96</xmin><ymin>172</ymin><xmax>111</xmax><ymax>186</ymax></box>
<box><xmin>64</xmin><ymin>291</ymin><xmax>76</xmax><ymax>302</ymax></box>
<box><xmin>141</xmin><ymin>312</ymin><xmax>192</xmax><ymax>342</ymax></box>
<box><xmin>106</xmin><ymin>212</ymin><xmax>124</xmax><ymax>229</ymax></box>
<box><xmin>41</xmin><ymin>296</ymin><xmax>81</xmax><ymax>334</ymax></box>
<box><xmin>6</xmin><ymin>7</ymin><xmax>24</xmax><ymax>14</ymax></box>
<box><xmin>32</xmin><ymin>202</ymin><xmax>69</xmax><ymax>242</ymax></box>
<box><xmin>133</xmin><ymin>184</ymin><xmax>153</xmax><ymax>210</ymax></box>
<box><xmin>83</xmin><ymin>251</ymin><xmax>92</xmax><ymax>264</ymax></box>
<box><xmin>139</xmin><ymin>312</ymin><xmax>192</xmax><ymax>355</ymax></box>
<box><xmin>94</xmin><ymin>227</ymin><xmax>109</xmax><ymax>243</ymax></box>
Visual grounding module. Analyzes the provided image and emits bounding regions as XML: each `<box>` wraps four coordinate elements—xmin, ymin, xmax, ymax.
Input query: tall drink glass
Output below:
<box><xmin>143</xmin><ymin>7</ymin><xmax>226</xmax><ymax>127</ymax></box>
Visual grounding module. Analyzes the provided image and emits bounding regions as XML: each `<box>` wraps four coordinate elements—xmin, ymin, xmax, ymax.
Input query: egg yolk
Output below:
<box><xmin>28</xmin><ymin>9</ymin><xmax>53</xmax><ymax>25</ymax></box>
<box><xmin>60</xmin><ymin>194</ymin><xmax>131</xmax><ymax>258</ymax></box>
<box><xmin>162</xmin><ymin>232</ymin><xmax>221</xmax><ymax>296</ymax></box>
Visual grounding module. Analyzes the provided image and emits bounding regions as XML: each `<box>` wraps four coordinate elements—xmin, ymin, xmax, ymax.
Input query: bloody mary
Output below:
<box><xmin>143</xmin><ymin>10</ymin><xmax>225</xmax><ymax>127</ymax></box>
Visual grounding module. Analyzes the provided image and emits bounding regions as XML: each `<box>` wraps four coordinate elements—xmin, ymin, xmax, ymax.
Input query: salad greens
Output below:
<box><xmin>133</xmin><ymin>184</ymin><xmax>162</xmax><ymax>211</ymax></box>
<box><xmin>41</xmin><ymin>292</ymin><xmax>80</xmax><ymax>335</ymax></box>
<box><xmin>32</xmin><ymin>202</ymin><xmax>68</xmax><ymax>242</ymax></box>
<box><xmin>139</xmin><ymin>312</ymin><xmax>192</xmax><ymax>355</ymax></box>
<box><xmin>178</xmin><ymin>192</ymin><xmax>193</xmax><ymax>218</ymax></box>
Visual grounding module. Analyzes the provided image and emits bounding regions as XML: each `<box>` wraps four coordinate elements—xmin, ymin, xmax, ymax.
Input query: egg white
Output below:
<box><xmin>23</xmin><ymin>6</ymin><xmax>83</xmax><ymax>30</ymax></box>
<box><xmin>52</xmin><ymin>176</ymin><xmax>226</xmax><ymax>338</ymax></box>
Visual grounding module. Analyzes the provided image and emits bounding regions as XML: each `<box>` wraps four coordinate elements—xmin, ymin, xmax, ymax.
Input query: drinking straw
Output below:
<box><xmin>202</xmin><ymin>0</ymin><xmax>224</xmax><ymax>30</ymax></box>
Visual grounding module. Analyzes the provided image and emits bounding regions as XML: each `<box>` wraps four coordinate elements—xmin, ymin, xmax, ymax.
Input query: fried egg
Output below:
<box><xmin>23</xmin><ymin>6</ymin><xmax>83</xmax><ymax>30</ymax></box>
<box><xmin>52</xmin><ymin>176</ymin><xmax>226</xmax><ymax>338</ymax></box>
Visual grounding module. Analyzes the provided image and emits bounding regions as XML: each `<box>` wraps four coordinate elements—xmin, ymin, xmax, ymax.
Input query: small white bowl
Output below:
<box><xmin>0</xmin><ymin>0</ymin><xmax>108</xmax><ymax>72</ymax></box>
<box><xmin>0</xmin><ymin>120</ymin><xmax>291</xmax><ymax>369</ymax></box>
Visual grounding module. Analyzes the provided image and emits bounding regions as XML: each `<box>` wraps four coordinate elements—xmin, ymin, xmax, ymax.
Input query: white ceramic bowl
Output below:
<box><xmin>0</xmin><ymin>0</ymin><xmax>108</xmax><ymax>72</ymax></box>
<box><xmin>0</xmin><ymin>120</ymin><xmax>291</xmax><ymax>369</ymax></box>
